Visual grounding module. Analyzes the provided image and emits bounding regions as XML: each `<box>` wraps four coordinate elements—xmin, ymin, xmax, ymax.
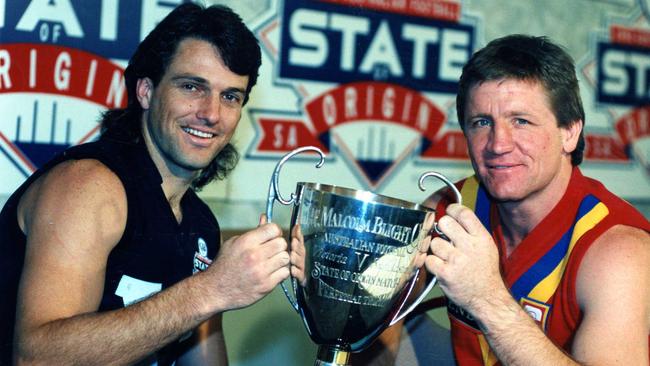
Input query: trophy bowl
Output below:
<box><xmin>291</xmin><ymin>182</ymin><xmax>434</xmax><ymax>352</ymax></box>
<box><xmin>266</xmin><ymin>147</ymin><xmax>460</xmax><ymax>366</ymax></box>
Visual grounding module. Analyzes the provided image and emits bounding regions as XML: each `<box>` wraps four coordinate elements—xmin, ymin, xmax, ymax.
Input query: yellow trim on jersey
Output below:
<box><xmin>528</xmin><ymin>202</ymin><xmax>609</xmax><ymax>302</ymax></box>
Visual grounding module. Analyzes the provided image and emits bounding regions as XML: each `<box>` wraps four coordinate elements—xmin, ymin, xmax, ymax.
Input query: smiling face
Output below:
<box><xmin>137</xmin><ymin>37</ymin><xmax>249</xmax><ymax>181</ymax></box>
<box><xmin>463</xmin><ymin>79</ymin><xmax>581</xmax><ymax>205</ymax></box>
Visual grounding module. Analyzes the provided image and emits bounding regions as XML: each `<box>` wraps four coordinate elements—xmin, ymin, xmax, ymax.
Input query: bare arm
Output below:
<box><xmin>427</xmin><ymin>203</ymin><xmax>650</xmax><ymax>366</ymax></box>
<box><xmin>571</xmin><ymin>225</ymin><xmax>649</xmax><ymax>365</ymax></box>
<box><xmin>14</xmin><ymin>160</ymin><xmax>289</xmax><ymax>365</ymax></box>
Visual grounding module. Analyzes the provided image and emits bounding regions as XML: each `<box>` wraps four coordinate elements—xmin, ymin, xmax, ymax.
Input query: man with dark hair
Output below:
<box><xmin>0</xmin><ymin>3</ymin><xmax>289</xmax><ymax>365</ymax></box>
<box><xmin>425</xmin><ymin>34</ymin><xmax>650</xmax><ymax>365</ymax></box>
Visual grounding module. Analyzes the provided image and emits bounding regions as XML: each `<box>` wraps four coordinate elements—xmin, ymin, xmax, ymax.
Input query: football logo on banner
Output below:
<box><xmin>0</xmin><ymin>0</ymin><xmax>187</xmax><ymax>190</ymax></box>
<box><xmin>582</xmin><ymin>0</ymin><xmax>650</xmax><ymax>174</ymax></box>
<box><xmin>249</xmin><ymin>0</ymin><xmax>475</xmax><ymax>189</ymax></box>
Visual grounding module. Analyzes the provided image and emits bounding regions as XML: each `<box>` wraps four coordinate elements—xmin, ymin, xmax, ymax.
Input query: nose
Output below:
<box><xmin>196</xmin><ymin>96</ymin><xmax>220</xmax><ymax>125</ymax></box>
<box><xmin>488</xmin><ymin>121</ymin><xmax>514</xmax><ymax>154</ymax></box>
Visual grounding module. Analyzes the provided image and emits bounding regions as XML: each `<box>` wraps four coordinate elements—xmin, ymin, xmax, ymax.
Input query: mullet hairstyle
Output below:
<box><xmin>456</xmin><ymin>34</ymin><xmax>585</xmax><ymax>165</ymax></box>
<box><xmin>100</xmin><ymin>3</ymin><xmax>262</xmax><ymax>189</ymax></box>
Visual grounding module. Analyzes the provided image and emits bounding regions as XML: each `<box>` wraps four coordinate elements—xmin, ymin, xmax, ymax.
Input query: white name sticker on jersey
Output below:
<box><xmin>115</xmin><ymin>275</ymin><xmax>162</xmax><ymax>306</ymax></box>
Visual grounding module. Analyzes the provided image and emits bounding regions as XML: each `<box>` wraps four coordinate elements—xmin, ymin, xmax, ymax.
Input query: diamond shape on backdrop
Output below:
<box><xmin>328</xmin><ymin>122</ymin><xmax>420</xmax><ymax>189</ymax></box>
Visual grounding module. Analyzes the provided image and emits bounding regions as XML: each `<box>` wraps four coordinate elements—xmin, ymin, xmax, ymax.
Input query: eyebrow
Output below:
<box><xmin>468</xmin><ymin>113</ymin><xmax>492</xmax><ymax>120</ymax></box>
<box><xmin>222</xmin><ymin>86</ymin><xmax>247</xmax><ymax>95</ymax></box>
<box><xmin>170</xmin><ymin>75</ymin><xmax>247</xmax><ymax>95</ymax></box>
<box><xmin>468</xmin><ymin>110</ymin><xmax>533</xmax><ymax>120</ymax></box>
<box><xmin>170</xmin><ymin>74</ymin><xmax>208</xmax><ymax>84</ymax></box>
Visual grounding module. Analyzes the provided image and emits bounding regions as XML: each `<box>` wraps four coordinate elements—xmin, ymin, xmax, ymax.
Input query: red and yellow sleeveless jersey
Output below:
<box><xmin>435</xmin><ymin>168</ymin><xmax>650</xmax><ymax>365</ymax></box>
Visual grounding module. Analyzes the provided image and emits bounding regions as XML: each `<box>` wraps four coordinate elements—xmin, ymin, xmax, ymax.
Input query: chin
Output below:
<box><xmin>177</xmin><ymin>158</ymin><xmax>210</xmax><ymax>172</ymax></box>
<box><xmin>490</xmin><ymin>195</ymin><xmax>524</xmax><ymax>204</ymax></box>
<box><xmin>483</xmin><ymin>184</ymin><xmax>526</xmax><ymax>203</ymax></box>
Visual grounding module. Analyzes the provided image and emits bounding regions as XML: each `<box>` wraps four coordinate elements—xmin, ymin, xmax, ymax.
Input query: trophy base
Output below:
<box><xmin>314</xmin><ymin>346</ymin><xmax>350</xmax><ymax>366</ymax></box>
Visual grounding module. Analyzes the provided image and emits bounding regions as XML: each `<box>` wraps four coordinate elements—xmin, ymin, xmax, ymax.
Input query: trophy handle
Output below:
<box><xmin>389</xmin><ymin>171</ymin><xmax>461</xmax><ymax>326</ymax></box>
<box><xmin>265</xmin><ymin>146</ymin><xmax>326</xmax><ymax>312</ymax></box>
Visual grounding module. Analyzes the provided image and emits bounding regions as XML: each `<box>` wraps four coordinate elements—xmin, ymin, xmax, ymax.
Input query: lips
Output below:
<box><xmin>485</xmin><ymin>161</ymin><xmax>522</xmax><ymax>171</ymax></box>
<box><xmin>182</xmin><ymin>126</ymin><xmax>215</xmax><ymax>139</ymax></box>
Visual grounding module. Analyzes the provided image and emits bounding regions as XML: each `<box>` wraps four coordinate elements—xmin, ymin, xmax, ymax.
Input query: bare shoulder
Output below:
<box><xmin>572</xmin><ymin>226</ymin><xmax>649</xmax><ymax>363</ymax></box>
<box><xmin>19</xmin><ymin>158</ymin><xmax>127</xmax><ymax>253</ymax></box>
<box><xmin>582</xmin><ymin>224</ymin><xmax>649</xmax><ymax>270</ymax></box>
<box><xmin>576</xmin><ymin>224</ymin><xmax>650</xmax><ymax>306</ymax></box>
<box><xmin>15</xmin><ymin>159</ymin><xmax>128</xmax><ymax>334</ymax></box>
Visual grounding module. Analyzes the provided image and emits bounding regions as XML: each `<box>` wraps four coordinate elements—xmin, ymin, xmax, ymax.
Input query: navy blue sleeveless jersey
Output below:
<box><xmin>0</xmin><ymin>134</ymin><xmax>221</xmax><ymax>365</ymax></box>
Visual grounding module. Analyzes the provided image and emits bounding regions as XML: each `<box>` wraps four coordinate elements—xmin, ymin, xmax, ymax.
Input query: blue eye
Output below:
<box><xmin>472</xmin><ymin>119</ymin><xmax>492</xmax><ymax>127</ymax></box>
<box><xmin>515</xmin><ymin>118</ymin><xmax>529</xmax><ymax>125</ymax></box>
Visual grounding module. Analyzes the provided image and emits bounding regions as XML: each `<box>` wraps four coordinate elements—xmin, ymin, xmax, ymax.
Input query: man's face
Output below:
<box><xmin>463</xmin><ymin>79</ymin><xmax>580</xmax><ymax>203</ymax></box>
<box><xmin>138</xmin><ymin>38</ymin><xmax>249</xmax><ymax>180</ymax></box>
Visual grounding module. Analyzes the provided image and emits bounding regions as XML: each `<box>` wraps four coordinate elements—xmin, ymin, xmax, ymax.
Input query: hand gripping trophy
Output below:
<box><xmin>266</xmin><ymin>146</ymin><xmax>461</xmax><ymax>366</ymax></box>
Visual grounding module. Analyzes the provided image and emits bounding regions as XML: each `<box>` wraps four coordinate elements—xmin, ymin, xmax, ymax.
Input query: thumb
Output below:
<box><xmin>259</xmin><ymin>213</ymin><xmax>268</xmax><ymax>226</ymax></box>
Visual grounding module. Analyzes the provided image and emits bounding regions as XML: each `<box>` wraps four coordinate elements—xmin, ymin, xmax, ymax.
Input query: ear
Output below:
<box><xmin>136</xmin><ymin>77</ymin><xmax>154</xmax><ymax>110</ymax></box>
<box><xmin>561</xmin><ymin>119</ymin><xmax>583</xmax><ymax>154</ymax></box>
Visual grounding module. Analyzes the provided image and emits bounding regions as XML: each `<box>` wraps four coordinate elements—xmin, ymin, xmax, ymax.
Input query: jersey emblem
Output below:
<box><xmin>193</xmin><ymin>237</ymin><xmax>212</xmax><ymax>274</ymax></box>
<box><xmin>521</xmin><ymin>297</ymin><xmax>551</xmax><ymax>331</ymax></box>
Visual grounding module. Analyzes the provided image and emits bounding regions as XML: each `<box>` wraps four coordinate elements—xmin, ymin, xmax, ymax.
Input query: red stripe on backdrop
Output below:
<box><xmin>316</xmin><ymin>0</ymin><xmax>460</xmax><ymax>22</ymax></box>
<box><xmin>0</xmin><ymin>43</ymin><xmax>126</xmax><ymax>109</ymax></box>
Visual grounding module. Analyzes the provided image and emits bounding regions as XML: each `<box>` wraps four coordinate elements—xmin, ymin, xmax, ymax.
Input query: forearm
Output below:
<box><xmin>474</xmin><ymin>291</ymin><xmax>578</xmax><ymax>366</ymax></box>
<box><xmin>16</xmin><ymin>273</ymin><xmax>215</xmax><ymax>366</ymax></box>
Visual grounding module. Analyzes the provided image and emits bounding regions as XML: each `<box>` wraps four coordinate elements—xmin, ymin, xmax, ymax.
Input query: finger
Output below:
<box><xmin>413</xmin><ymin>250</ymin><xmax>427</xmax><ymax>269</ymax></box>
<box><xmin>424</xmin><ymin>254</ymin><xmax>445</xmax><ymax>275</ymax></box>
<box><xmin>432</xmin><ymin>222</ymin><xmax>451</xmax><ymax>242</ymax></box>
<box><xmin>430</xmin><ymin>237</ymin><xmax>453</xmax><ymax>261</ymax></box>
<box><xmin>445</xmin><ymin>203</ymin><xmax>485</xmax><ymax>236</ymax></box>
<box><xmin>269</xmin><ymin>249</ymin><xmax>291</xmax><ymax>269</ymax></box>
<box><xmin>291</xmin><ymin>223</ymin><xmax>302</xmax><ymax>237</ymax></box>
<box><xmin>290</xmin><ymin>249</ymin><xmax>305</xmax><ymax>271</ymax></box>
<box><xmin>268</xmin><ymin>265</ymin><xmax>291</xmax><ymax>286</ymax></box>
<box><xmin>240</xmin><ymin>222</ymin><xmax>282</xmax><ymax>245</ymax></box>
<box><xmin>435</xmin><ymin>214</ymin><xmax>468</xmax><ymax>245</ymax></box>
<box><xmin>259</xmin><ymin>213</ymin><xmax>267</xmax><ymax>226</ymax></box>
<box><xmin>260</xmin><ymin>237</ymin><xmax>288</xmax><ymax>259</ymax></box>
<box><xmin>290</xmin><ymin>242</ymin><xmax>305</xmax><ymax>260</ymax></box>
<box><xmin>417</xmin><ymin>236</ymin><xmax>431</xmax><ymax>254</ymax></box>
<box><xmin>290</xmin><ymin>265</ymin><xmax>305</xmax><ymax>281</ymax></box>
<box><xmin>290</xmin><ymin>236</ymin><xmax>305</xmax><ymax>255</ymax></box>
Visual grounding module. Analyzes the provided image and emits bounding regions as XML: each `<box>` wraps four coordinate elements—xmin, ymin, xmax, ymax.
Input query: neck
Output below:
<box><xmin>497</xmin><ymin>165</ymin><xmax>575</xmax><ymax>254</ymax></box>
<box><xmin>161</xmin><ymin>177</ymin><xmax>192</xmax><ymax>204</ymax></box>
<box><xmin>164</xmin><ymin>180</ymin><xmax>189</xmax><ymax>224</ymax></box>
<box><xmin>158</xmin><ymin>167</ymin><xmax>196</xmax><ymax>224</ymax></box>
<box><xmin>141</xmin><ymin>124</ymin><xmax>196</xmax><ymax>223</ymax></box>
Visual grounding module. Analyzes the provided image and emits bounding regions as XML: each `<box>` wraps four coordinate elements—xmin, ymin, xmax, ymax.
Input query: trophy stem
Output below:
<box><xmin>314</xmin><ymin>346</ymin><xmax>350</xmax><ymax>366</ymax></box>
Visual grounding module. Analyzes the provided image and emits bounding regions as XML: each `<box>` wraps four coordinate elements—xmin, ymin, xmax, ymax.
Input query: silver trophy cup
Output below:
<box><xmin>266</xmin><ymin>147</ymin><xmax>460</xmax><ymax>366</ymax></box>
